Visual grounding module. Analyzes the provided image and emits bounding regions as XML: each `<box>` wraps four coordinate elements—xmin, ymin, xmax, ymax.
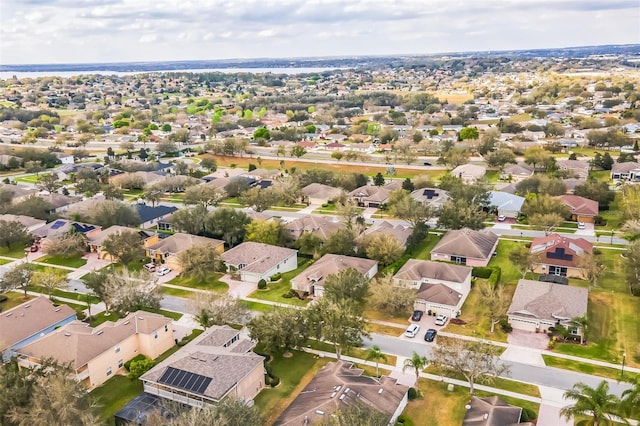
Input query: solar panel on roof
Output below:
<box><xmin>51</xmin><ymin>220</ymin><xmax>66</xmax><ymax>230</ymax></box>
<box><xmin>158</xmin><ymin>367</ymin><xmax>212</xmax><ymax>395</ymax></box>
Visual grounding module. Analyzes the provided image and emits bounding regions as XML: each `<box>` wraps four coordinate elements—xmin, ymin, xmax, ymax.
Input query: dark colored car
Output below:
<box><xmin>424</xmin><ymin>328</ymin><xmax>437</xmax><ymax>342</ymax></box>
<box><xmin>423</xmin><ymin>162</ymin><xmax>432</xmax><ymax>166</ymax></box>
<box><xmin>411</xmin><ymin>310</ymin><xmax>423</xmax><ymax>321</ymax></box>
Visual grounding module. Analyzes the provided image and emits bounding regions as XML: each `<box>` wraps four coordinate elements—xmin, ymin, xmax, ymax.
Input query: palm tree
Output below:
<box><xmin>572</xmin><ymin>315</ymin><xmax>589</xmax><ymax>345</ymax></box>
<box><xmin>560</xmin><ymin>381</ymin><xmax>626</xmax><ymax>426</ymax></box>
<box><xmin>402</xmin><ymin>351</ymin><xmax>429</xmax><ymax>382</ymax></box>
<box><xmin>621</xmin><ymin>376</ymin><xmax>640</xmax><ymax>418</ymax></box>
<box><xmin>365</xmin><ymin>345</ymin><xmax>387</xmax><ymax>378</ymax></box>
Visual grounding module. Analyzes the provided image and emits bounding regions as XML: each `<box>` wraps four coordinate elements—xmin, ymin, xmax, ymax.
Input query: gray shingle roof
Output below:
<box><xmin>394</xmin><ymin>259</ymin><xmax>471</xmax><ymax>283</ymax></box>
<box><xmin>432</xmin><ymin>228</ymin><xmax>499</xmax><ymax>260</ymax></box>
<box><xmin>508</xmin><ymin>279</ymin><xmax>588</xmax><ymax>322</ymax></box>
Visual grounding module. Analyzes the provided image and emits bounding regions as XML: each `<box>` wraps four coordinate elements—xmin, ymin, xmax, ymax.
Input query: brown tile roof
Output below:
<box><xmin>0</xmin><ymin>296</ymin><xmax>75</xmax><ymax>351</ymax></box>
<box><xmin>508</xmin><ymin>279</ymin><xmax>588</xmax><ymax>322</ymax></box>
<box><xmin>221</xmin><ymin>242</ymin><xmax>297</xmax><ymax>274</ymax></box>
<box><xmin>394</xmin><ymin>259</ymin><xmax>471</xmax><ymax>283</ymax></box>
<box><xmin>275</xmin><ymin>361</ymin><xmax>408</xmax><ymax>426</ymax></box>
<box><xmin>15</xmin><ymin>311</ymin><xmax>171</xmax><ymax>368</ymax></box>
<box><xmin>291</xmin><ymin>254</ymin><xmax>377</xmax><ymax>293</ymax></box>
<box><xmin>557</xmin><ymin>194</ymin><xmax>598</xmax><ymax>217</ymax></box>
<box><xmin>146</xmin><ymin>233</ymin><xmax>223</xmax><ymax>255</ymax></box>
<box><xmin>432</xmin><ymin>228</ymin><xmax>499</xmax><ymax>260</ymax></box>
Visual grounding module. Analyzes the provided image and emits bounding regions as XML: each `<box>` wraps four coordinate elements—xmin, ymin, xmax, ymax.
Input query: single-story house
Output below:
<box><xmin>488</xmin><ymin>191</ymin><xmax>526</xmax><ymax>218</ymax></box>
<box><xmin>358</xmin><ymin>221</ymin><xmax>413</xmax><ymax>248</ymax></box>
<box><xmin>145</xmin><ymin>233</ymin><xmax>224</xmax><ymax>271</ymax></box>
<box><xmin>410</xmin><ymin>187</ymin><xmax>450</xmax><ymax>209</ymax></box>
<box><xmin>348</xmin><ymin>185</ymin><xmax>390</xmax><ymax>208</ymax></box>
<box><xmin>556</xmin><ymin>194</ymin><xmax>599</xmax><ymax>223</ymax></box>
<box><xmin>611</xmin><ymin>162</ymin><xmax>640</xmax><ymax>182</ymax></box>
<box><xmin>16</xmin><ymin>311</ymin><xmax>173</xmax><ymax>389</ymax></box>
<box><xmin>275</xmin><ymin>361</ymin><xmax>408</xmax><ymax>426</ymax></box>
<box><xmin>507</xmin><ymin>279</ymin><xmax>588</xmax><ymax>334</ymax></box>
<box><xmin>284</xmin><ymin>215</ymin><xmax>345</xmax><ymax>241</ymax></box>
<box><xmin>530</xmin><ymin>233</ymin><xmax>592</xmax><ymax>278</ymax></box>
<box><xmin>557</xmin><ymin>159</ymin><xmax>590</xmax><ymax>179</ymax></box>
<box><xmin>394</xmin><ymin>260</ymin><xmax>472</xmax><ymax>318</ymax></box>
<box><xmin>32</xmin><ymin>219</ymin><xmax>100</xmax><ymax>242</ymax></box>
<box><xmin>301</xmin><ymin>183</ymin><xmax>344</xmax><ymax>205</ymax></box>
<box><xmin>290</xmin><ymin>254</ymin><xmax>378</xmax><ymax>297</ymax></box>
<box><xmin>87</xmin><ymin>225</ymin><xmax>158</xmax><ymax>259</ymax></box>
<box><xmin>37</xmin><ymin>193</ymin><xmax>82</xmax><ymax>213</ymax></box>
<box><xmin>0</xmin><ymin>296</ymin><xmax>76</xmax><ymax>362</ymax></box>
<box><xmin>221</xmin><ymin>242</ymin><xmax>297</xmax><ymax>283</ymax></box>
<box><xmin>0</xmin><ymin>184</ymin><xmax>38</xmax><ymax>203</ymax></box>
<box><xmin>431</xmin><ymin>228</ymin><xmax>499</xmax><ymax>266</ymax></box>
<box><xmin>501</xmin><ymin>163</ymin><xmax>534</xmax><ymax>182</ymax></box>
<box><xmin>462</xmin><ymin>396</ymin><xmax>523</xmax><ymax>426</ymax></box>
<box><xmin>0</xmin><ymin>213</ymin><xmax>46</xmax><ymax>234</ymax></box>
<box><xmin>135</xmin><ymin>204</ymin><xmax>179</xmax><ymax>229</ymax></box>
<box><xmin>451</xmin><ymin>164</ymin><xmax>486</xmax><ymax>184</ymax></box>
<box><xmin>140</xmin><ymin>325</ymin><xmax>264</xmax><ymax>408</ymax></box>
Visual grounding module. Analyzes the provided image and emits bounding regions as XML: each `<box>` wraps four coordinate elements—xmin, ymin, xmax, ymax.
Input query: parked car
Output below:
<box><xmin>411</xmin><ymin>310</ymin><xmax>423</xmax><ymax>321</ymax></box>
<box><xmin>424</xmin><ymin>329</ymin><xmax>437</xmax><ymax>342</ymax></box>
<box><xmin>144</xmin><ymin>263</ymin><xmax>156</xmax><ymax>272</ymax></box>
<box><xmin>404</xmin><ymin>324</ymin><xmax>420</xmax><ymax>338</ymax></box>
<box><xmin>435</xmin><ymin>314</ymin><xmax>448</xmax><ymax>326</ymax></box>
<box><xmin>29</xmin><ymin>244</ymin><xmax>38</xmax><ymax>252</ymax></box>
<box><xmin>423</xmin><ymin>161</ymin><xmax>432</xmax><ymax>166</ymax></box>
<box><xmin>156</xmin><ymin>267</ymin><xmax>171</xmax><ymax>276</ymax></box>
<box><xmin>578</xmin><ymin>222</ymin><xmax>586</xmax><ymax>229</ymax></box>
<box><xmin>497</xmin><ymin>215</ymin><xmax>506</xmax><ymax>222</ymax></box>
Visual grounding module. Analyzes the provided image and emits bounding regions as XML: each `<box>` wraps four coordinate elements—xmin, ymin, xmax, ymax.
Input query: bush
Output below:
<box><xmin>128</xmin><ymin>358</ymin><xmax>156</xmax><ymax>379</ymax></box>
<box><xmin>76</xmin><ymin>311</ymin><xmax>87</xmax><ymax>321</ymax></box>
<box><xmin>282</xmin><ymin>289</ymin><xmax>298</xmax><ymax>299</ymax></box>
<box><xmin>264</xmin><ymin>375</ymin><xmax>271</xmax><ymax>386</ymax></box>
<box><xmin>471</xmin><ymin>267</ymin><xmax>493</xmax><ymax>279</ymax></box>
<box><xmin>487</xmin><ymin>267</ymin><xmax>501</xmax><ymax>287</ymax></box>
<box><xmin>269</xmin><ymin>376</ymin><xmax>280</xmax><ymax>387</ymax></box>
<box><xmin>124</xmin><ymin>354</ymin><xmax>146</xmax><ymax>371</ymax></box>
<box><xmin>257</xmin><ymin>279</ymin><xmax>267</xmax><ymax>289</ymax></box>
<box><xmin>0</xmin><ymin>295</ymin><xmax>8</xmax><ymax>303</ymax></box>
<box><xmin>520</xmin><ymin>407</ymin><xmax>537</xmax><ymax>422</ymax></box>
<box><xmin>270</xmin><ymin>273</ymin><xmax>282</xmax><ymax>282</ymax></box>
<box><xmin>498</xmin><ymin>319</ymin><xmax>512</xmax><ymax>333</ymax></box>
<box><xmin>407</xmin><ymin>387</ymin><xmax>418</xmax><ymax>400</ymax></box>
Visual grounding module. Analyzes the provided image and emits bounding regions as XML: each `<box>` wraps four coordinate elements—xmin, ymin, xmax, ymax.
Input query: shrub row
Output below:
<box><xmin>472</xmin><ymin>266</ymin><xmax>502</xmax><ymax>286</ymax></box>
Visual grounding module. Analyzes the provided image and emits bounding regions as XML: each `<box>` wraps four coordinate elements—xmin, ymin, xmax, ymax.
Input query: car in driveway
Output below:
<box><xmin>424</xmin><ymin>329</ymin><xmax>437</xmax><ymax>342</ymax></box>
<box><xmin>435</xmin><ymin>314</ymin><xmax>448</xmax><ymax>326</ymax></box>
<box><xmin>411</xmin><ymin>310</ymin><xmax>423</xmax><ymax>321</ymax></box>
<box><xmin>144</xmin><ymin>263</ymin><xmax>156</xmax><ymax>272</ymax></box>
<box><xmin>404</xmin><ymin>324</ymin><xmax>420</xmax><ymax>338</ymax></box>
<box><xmin>156</xmin><ymin>267</ymin><xmax>171</xmax><ymax>276</ymax></box>
<box><xmin>578</xmin><ymin>222</ymin><xmax>586</xmax><ymax>229</ymax></box>
<box><xmin>497</xmin><ymin>215</ymin><xmax>506</xmax><ymax>222</ymax></box>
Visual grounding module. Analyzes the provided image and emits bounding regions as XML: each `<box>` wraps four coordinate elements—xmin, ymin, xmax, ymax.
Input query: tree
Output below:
<box><xmin>43</xmin><ymin>232</ymin><xmax>85</xmax><ymax>259</ymax></box>
<box><xmin>0</xmin><ymin>220</ymin><xmax>30</xmax><ymax>250</ymax></box>
<box><xmin>171</xmin><ymin>205</ymin><xmax>208</xmax><ymax>235</ymax></box>
<box><xmin>508</xmin><ymin>245</ymin><xmax>540</xmax><ymax>278</ymax></box>
<box><xmin>90</xmin><ymin>269</ymin><xmax>160</xmax><ymax>315</ymax></box>
<box><xmin>289</xmin><ymin>145</ymin><xmax>307</xmax><ymax>158</ymax></box>
<box><xmin>101</xmin><ymin>230</ymin><xmax>144</xmax><ymax>267</ymax></box>
<box><xmin>245</xmin><ymin>220</ymin><xmax>287</xmax><ymax>246</ymax></box>
<box><xmin>143</xmin><ymin>186</ymin><xmax>163</xmax><ymax>207</ymax></box>
<box><xmin>625</xmin><ymin>240</ymin><xmax>640</xmax><ymax>296</ymax></box>
<box><xmin>178</xmin><ymin>243</ymin><xmax>222</xmax><ymax>283</ymax></box>
<box><xmin>575</xmin><ymin>181</ymin><xmax>616</xmax><ymax>209</ymax></box>
<box><xmin>486</xmin><ymin>149</ymin><xmax>516</xmax><ymax>171</ymax></box>
<box><xmin>1</xmin><ymin>263</ymin><xmax>36</xmax><ymax>296</ymax></box>
<box><xmin>365</xmin><ymin>345</ymin><xmax>387</xmax><ymax>378</ymax></box>
<box><xmin>190</xmin><ymin>292</ymin><xmax>249</xmax><ymax>328</ymax></box>
<box><xmin>336</xmin><ymin>200</ymin><xmax>365</xmax><ymax>234</ymax></box>
<box><xmin>364</xmin><ymin>233</ymin><xmax>404</xmax><ymax>266</ymax></box>
<box><xmin>387</xmin><ymin>189</ymin><xmax>433</xmax><ymax>227</ymax></box>
<box><xmin>560</xmin><ymin>381</ymin><xmax>624</xmax><ymax>426</ymax></box>
<box><xmin>248</xmin><ymin>308</ymin><xmax>308</xmax><ymax>355</ymax></box>
<box><xmin>524</xmin><ymin>147</ymin><xmax>552</xmax><ymax>169</ymax></box>
<box><xmin>401</xmin><ymin>178</ymin><xmax>414</xmax><ymax>192</ymax></box>
<box><xmin>522</xmin><ymin>194</ymin><xmax>571</xmax><ymax>219</ymax></box>
<box><xmin>156</xmin><ymin>139</ymin><xmax>178</xmax><ymax>155</ymax></box>
<box><xmin>36</xmin><ymin>172</ymin><xmax>62</xmax><ymax>195</ymax></box>
<box><xmin>8</xmin><ymin>196</ymin><xmax>54</xmax><ymax>221</ymax></box>
<box><xmin>402</xmin><ymin>351</ymin><xmax>429</xmax><ymax>382</ymax></box>
<box><xmin>103</xmin><ymin>184</ymin><xmax>124</xmax><ymax>200</ymax></box>
<box><xmin>307</xmin><ymin>298</ymin><xmax>368</xmax><ymax>360</ymax></box>
<box><xmin>89</xmin><ymin>200</ymin><xmax>140</xmax><ymax>228</ymax></box>
<box><xmin>293</xmin><ymin>231</ymin><xmax>324</xmax><ymax>258</ymax></box>
<box><xmin>224</xmin><ymin>177</ymin><xmax>251</xmax><ymax>197</ymax></box>
<box><xmin>579</xmin><ymin>252</ymin><xmax>607</xmax><ymax>289</ymax></box>
<box><xmin>184</xmin><ymin>185</ymin><xmax>225</xmax><ymax>207</ymax></box>
<box><xmin>322</xmin><ymin>403</ymin><xmax>390</xmax><ymax>426</ymax></box>
<box><xmin>431</xmin><ymin>339</ymin><xmax>510</xmax><ymax>394</ymax></box>
<box><xmin>200</xmin><ymin>157</ymin><xmax>217</xmax><ymax>172</ymax></box>
<box><xmin>32</xmin><ymin>270</ymin><xmax>68</xmax><ymax>299</ymax></box>
<box><xmin>331</xmin><ymin>151</ymin><xmax>343</xmax><ymax>162</ymax></box>
<box><xmin>621</xmin><ymin>376</ymin><xmax>640</xmax><ymax>418</ymax></box>
<box><xmin>373</xmin><ymin>172</ymin><xmax>385</xmax><ymax>186</ymax></box>
<box><xmin>528</xmin><ymin>212</ymin><xmax>565</xmax><ymax>235</ymax></box>
<box><xmin>322</xmin><ymin>230</ymin><xmax>356</xmax><ymax>256</ymax></box>
<box><xmin>437</xmin><ymin>199</ymin><xmax>487</xmax><ymax>230</ymax></box>
<box><xmin>147</xmin><ymin>397</ymin><xmax>263</xmax><ymax>426</ymax></box>
<box><xmin>205</xmin><ymin>208</ymin><xmax>251</xmax><ymax>247</ymax></box>
<box><xmin>367</xmin><ymin>273</ymin><xmax>415</xmax><ymax>316</ymax></box>
<box><xmin>253</xmin><ymin>127</ymin><xmax>270</xmax><ymax>140</ymax></box>
<box><xmin>240</xmin><ymin>187</ymin><xmax>278</xmax><ymax>212</ymax></box>
<box><xmin>440</xmin><ymin>146</ymin><xmax>469</xmax><ymax>168</ymax></box>
<box><xmin>459</xmin><ymin>126</ymin><xmax>479</xmax><ymax>140</ymax></box>
<box><xmin>478</xmin><ymin>282</ymin><xmax>511</xmax><ymax>333</ymax></box>
<box><xmin>323</xmin><ymin>268</ymin><xmax>370</xmax><ymax>305</ymax></box>
<box><xmin>24</xmin><ymin>161</ymin><xmax>44</xmax><ymax>175</ymax></box>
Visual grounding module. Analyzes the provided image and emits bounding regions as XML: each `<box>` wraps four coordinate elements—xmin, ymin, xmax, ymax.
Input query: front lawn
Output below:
<box><xmin>0</xmin><ymin>292</ymin><xmax>34</xmax><ymax>311</ymax></box>
<box><xmin>487</xmin><ymin>240</ymin><xmax>524</xmax><ymax>285</ymax></box>
<box><xmin>248</xmin><ymin>258</ymin><xmax>312</xmax><ymax>306</ymax></box>
<box><xmin>167</xmin><ymin>272</ymin><xmax>228</xmax><ymax>292</ymax></box>
<box><xmin>240</xmin><ymin>300</ymin><xmax>280</xmax><ymax>313</ymax></box>
<box><xmin>542</xmin><ymin>355</ymin><xmax>640</xmax><ymax>382</ymax></box>
<box><xmin>159</xmin><ymin>286</ymin><xmax>195</xmax><ymax>298</ymax></box>
<box><xmin>90</xmin><ymin>375</ymin><xmax>143</xmax><ymax>426</ymax></box>
<box><xmin>26</xmin><ymin>286</ymin><xmax>101</xmax><ymax>304</ymax></box>
<box><xmin>36</xmin><ymin>254</ymin><xmax>87</xmax><ymax>268</ymax></box>
<box><xmin>253</xmin><ymin>350</ymin><xmax>330</xmax><ymax>425</ymax></box>
<box><xmin>0</xmin><ymin>245</ymin><xmax>32</xmax><ymax>259</ymax></box>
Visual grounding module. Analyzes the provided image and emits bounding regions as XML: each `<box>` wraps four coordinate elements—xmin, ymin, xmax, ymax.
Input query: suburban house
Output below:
<box><xmin>145</xmin><ymin>233</ymin><xmax>224</xmax><ymax>271</ymax></box>
<box><xmin>221</xmin><ymin>242</ymin><xmax>297</xmax><ymax>283</ymax></box>
<box><xmin>135</xmin><ymin>204</ymin><xmax>179</xmax><ymax>229</ymax></box>
<box><xmin>488</xmin><ymin>191</ymin><xmax>526</xmax><ymax>219</ymax></box>
<box><xmin>410</xmin><ymin>187</ymin><xmax>451</xmax><ymax>209</ymax></box>
<box><xmin>110</xmin><ymin>171</ymin><xmax>167</xmax><ymax>187</ymax></box>
<box><xmin>283</xmin><ymin>215</ymin><xmax>345</xmax><ymax>242</ymax></box>
<box><xmin>557</xmin><ymin>194</ymin><xmax>599</xmax><ymax>223</ymax></box>
<box><xmin>393</xmin><ymin>260</ymin><xmax>472</xmax><ymax>318</ymax></box>
<box><xmin>462</xmin><ymin>396</ymin><xmax>523</xmax><ymax>426</ymax></box>
<box><xmin>290</xmin><ymin>254</ymin><xmax>378</xmax><ymax>297</ymax></box>
<box><xmin>530</xmin><ymin>234</ymin><xmax>592</xmax><ymax>277</ymax></box>
<box><xmin>501</xmin><ymin>163</ymin><xmax>534</xmax><ymax>182</ymax></box>
<box><xmin>32</xmin><ymin>219</ymin><xmax>101</xmax><ymax>242</ymax></box>
<box><xmin>507</xmin><ymin>279</ymin><xmax>588</xmax><ymax>334</ymax></box>
<box><xmin>450</xmin><ymin>164</ymin><xmax>486</xmax><ymax>184</ymax></box>
<box><xmin>37</xmin><ymin>193</ymin><xmax>82</xmax><ymax>213</ymax></box>
<box><xmin>15</xmin><ymin>311</ymin><xmax>174</xmax><ymax>389</ymax></box>
<box><xmin>348</xmin><ymin>185</ymin><xmax>390</xmax><ymax>208</ymax></box>
<box><xmin>557</xmin><ymin>159</ymin><xmax>590</xmax><ymax>179</ymax></box>
<box><xmin>611</xmin><ymin>162</ymin><xmax>640</xmax><ymax>182</ymax></box>
<box><xmin>358</xmin><ymin>221</ymin><xmax>413</xmax><ymax>248</ymax></box>
<box><xmin>139</xmin><ymin>325</ymin><xmax>264</xmax><ymax>409</ymax></box>
<box><xmin>0</xmin><ymin>296</ymin><xmax>76</xmax><ymax>363</ymax></box>
<box><xmin>87</xmin><ymin>225</ymin><xmax>158</xmax><ymax>259</ymax></box>
<box><xmin>0</xmin><ymin>184</ymin><xmax>38</xmax><ymax>202</ymax></box>
<box><xmin>431</xmin><ymin>228</ymin><xmax>499</xmax><ymax>266</ymax></box>
<box><xmin>301</xmin><ymin>183</ymin><xmax>344</xmax><ymax>205</ymax></box>
<box><xmin>275</xmin><ymin>361</ymin><xmax>409</xmax><ymax>426</ymax></box>
<box><xmin>0</xmin><ymin>213</ymin><xmax>46</xmax><ymax>234</ymax></box>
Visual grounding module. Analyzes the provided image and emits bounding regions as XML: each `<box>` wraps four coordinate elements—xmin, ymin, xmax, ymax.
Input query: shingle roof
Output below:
<box><xmin>146</xmin><ymin>233</ymin><xmax>223</xmax><ymax>255</ymax></box>
<box><xmin>221</xmin><ymin>242</ymin><xmax>297</xmax><ymax>274</ymax></box>
<box><xmin>432</xmin><ymin>228</ymin><xmax>499</xmax><ymax>260</ymax></box>
<box><xmin>291</xmin><ymin>254</ymin><xmax>377</xmax><ymax>292</ymax></box>
<box><xmin>394</xmin><ymin>259</ymin><xmax>471</xmax><ymax>283</ymax></box>
<box><xmin>284</xmin><ymin>215</ymin><xmax>345</xmax><ymax>240</ymax></box>
<box><xmin>557</xmin><ymin>194</ymin><xmax>598</xmax><ymax>216</ymax></box>
<box><xmin>135</xmin><ymin>204</ymin><xmax>178</xmax><ymax>224</ymax></box>
<box><xmin>360</xmin><ymin>221</ymin><xmax>413</xmax><ymax>247</ymax></box>
<box><xmin>508</xmin><ymin>279</ymin><xmax>588</xmax><ymax>322</ymax></box>
<box><xmin>301</xmin><ymin>183</ymin><xmax>343</xmax><ymax>201</ymax></box>
<box><xmin>416</xmin><ymin>282</ymin><xmax>463</xmax><ymax>306</ymax></box>
<box><xmin>463</xmin><ymin>396</ymin><xmax>522</xmax><ymax>426</ymax></box>
<box><xmin>612</xmin><ymin>161</ymin><xmax>640</xmax><ymax>174</ymax></box>
<box><xmin>488</xmin><ymin>191</ymin><xmax>525</xmax><ymax>212</ymax></box>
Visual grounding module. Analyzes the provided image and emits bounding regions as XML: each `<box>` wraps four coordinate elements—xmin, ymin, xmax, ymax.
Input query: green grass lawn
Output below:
<box><xmin>14</xmin><ymin>175</ymin><xmax>39</xmax><ymax>184</ymax></box>
<box><xmin>167</xmin><ymin>272</ymin><xmax>228</xmax><ymax>292</ymax></box>
<box><xmin>90</xmin><ymin>375</ymin><xmax>143</xmax><ymax>426</ymax></box>
<box><xmin>542</xmin><ymin>355</ymin><xmax>640</xmax><ymax>382</ymax></box>
<box><xmin>26</xmin><ymin>286</ymin><xmax>101</xmax><ymax>304</ymax></box>
<box><xmin>0</xmin><ymin>245</ymin><xmax>33</xmax><ymax>259</ymax></box>
<box><xmin>240</xmin><ymin>300</ymin><xmax>280</xmax><ymax>313</ymax></box>
<box><xmin>488</xmin><ymin>240</ymin><xmax>525</xmax><ymax>286</ymax></box>
<box><xmin>0</xmin><ymin>258</ymin><xmax>11</xmax><ymax>265</ymax></box>
<box><xmin>88</xmin><ymin>307</ymin><xmax>182</xmax><ymax>327</ymax></box>
<box><xmin>0</xmin><ymin>292</ymin><xmax>34</xmax><ymax>311</ymax></box>
<box><xmin>36</xmin><ymin>254</ymin><xmax>87</xmax><ymax>268</ymax></box>
<box><xmin>159</xmin><ymin>286</ymin><xmax>195</xmax><ymax>297</ymax></box>
<box><xmin>305</xmin><ymin>339</ymin><xmax>397</xmax><ymax>366</ymax></box>
<box><xmin>589</xmin><ymin>170</ymin><xmax>612</xmax><ymax>184</ymax></box>
<box><xmin>411</xmin><ymin>233</ymin><xmax>442</xmax><ymax>261</ymax></box>
<box><xmin>248</xmin><ymin>258</ymin><xmax>312</xmax><ymax>306</ymax></box>
<box><xmin>254</xmin><ymin>350</ymin><xmax>330</xmax><ymax>425</ymax></box>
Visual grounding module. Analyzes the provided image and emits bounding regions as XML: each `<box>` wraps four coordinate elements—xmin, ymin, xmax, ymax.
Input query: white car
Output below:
<box><xmin>404</xmin><ymin>324</ymin><xmax>420</xmax><ymax>338</ymax></box>
<box><xmin>156</xmin><ymin>267</ymin><xmax>171</xmax><ymax>276</ymax></box>
<box><xmin>435</xmin><ymin>315</ymin><xmax>448</xmax><ymax>326</ymax></box>
<box><xmin>497</xmin><ymin>215</ymin><xmax>506</xmax><ymax>222</ymax></box>
<box><xmin>143</xmin><ymin>263</ymin><xmax>156</xmax><ymax>272</ymax></box>
<box><xmin>578</xmin><ymin>222</ymin><xmax>586</xmax><ymax>229</ymax></box>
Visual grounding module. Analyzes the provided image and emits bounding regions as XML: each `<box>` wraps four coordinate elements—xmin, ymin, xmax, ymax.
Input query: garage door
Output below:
<box><xmin>508</xmin><ymin>316</ymin><xmax>538</xmax><ymax>332</ymax></box>
<box><xmin>414</xmin><ymin>300</ymin><xmax>427</xmax><ymax>312</ymax></box>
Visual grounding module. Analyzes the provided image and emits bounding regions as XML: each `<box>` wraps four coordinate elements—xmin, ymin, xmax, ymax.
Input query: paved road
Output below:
<box><xmin>364</xmin><ymin>333</ymin><xmax>632</xmax><ymax>396</ymax></box>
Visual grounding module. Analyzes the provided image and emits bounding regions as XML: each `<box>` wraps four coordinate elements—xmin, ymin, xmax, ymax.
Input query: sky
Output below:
<box><xmin>1</xmin><ymin>0</ymin><xmax>639</xmax><ymax>65</ymax></box>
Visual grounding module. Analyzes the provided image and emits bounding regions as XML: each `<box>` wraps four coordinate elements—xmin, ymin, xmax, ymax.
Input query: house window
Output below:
<box><xmin>118</xmin><ymin>359</ymin><xmax>123</xmax><ymax>368</ymax></box>
<box><xmin>115</xmin><ymin>345</ymin><xmax>120</xmax><ymax>353</ymax></box>
<box><xmin>106</xmin><ymin>367</ymin><xmax>112</xmax><ymax>376</ymax></box>
<box><xmin>154</xmin><ymin>332</ymin><xmax>158</xmax><ymax>339</ymax></box>
<box><xmin>451</xmin><ymin>256</ymin><xmax>466</xmax><ymax>265</ymax></box>
<box><xmin>165</xmin><ymin>325</ymin><xmax>168</xmax><ymax>332</ymax></box>
<box><xmin>549</xmin><ymin>266</ymin><xmax>568</xmax><ymax>277</ymax></box>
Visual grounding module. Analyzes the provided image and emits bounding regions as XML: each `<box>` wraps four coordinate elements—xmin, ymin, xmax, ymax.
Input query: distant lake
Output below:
<box><xmin>0</xmin><ymin>67</ymin><xmax>343</xmax><ymax>79</ymax></box>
